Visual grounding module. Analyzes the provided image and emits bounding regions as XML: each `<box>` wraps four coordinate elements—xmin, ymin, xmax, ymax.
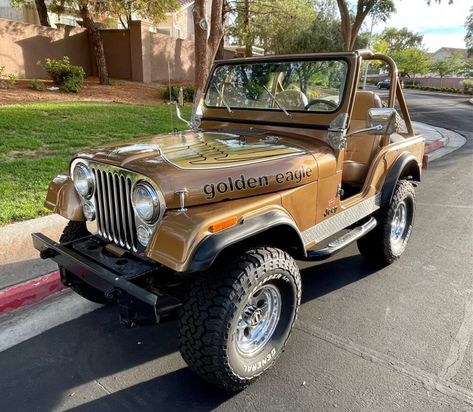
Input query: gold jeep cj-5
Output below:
<box><xmin>33</xmin><ymin>50</ymin><xmax>425</xmax><ymax>391</ymax></box>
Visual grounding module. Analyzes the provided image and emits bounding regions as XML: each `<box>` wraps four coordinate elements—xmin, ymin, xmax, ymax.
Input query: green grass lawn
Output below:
<box><xmin>0</xmin><ymin>102</ymin><xmax>191</xmax><ymax>225</ymax></box>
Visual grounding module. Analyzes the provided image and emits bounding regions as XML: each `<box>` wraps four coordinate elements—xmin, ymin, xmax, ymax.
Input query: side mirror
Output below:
<box><xmin>367</xmin><ymin>108</ymin><xmax>397</xmax><ymax>135</ymax></box>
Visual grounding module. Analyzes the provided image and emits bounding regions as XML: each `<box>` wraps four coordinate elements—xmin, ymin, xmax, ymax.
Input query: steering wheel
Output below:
<box><xmin>304</xmin><ymin>99</ymin><xmax>338</xmax><ymax>111</ymax></box>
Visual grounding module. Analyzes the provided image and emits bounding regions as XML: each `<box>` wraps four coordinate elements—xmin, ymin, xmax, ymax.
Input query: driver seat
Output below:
<box><xmin>343</xmin><ymin>91</ymin><xmax>383</xmax><ymax>185</ymax></box>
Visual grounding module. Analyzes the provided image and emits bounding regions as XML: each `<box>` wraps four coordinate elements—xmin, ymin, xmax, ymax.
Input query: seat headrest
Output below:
<box><xmin>351</xmin><ymin>91</ymin><xmax>382</xmax><ymax>121</ymax></box>
<box><xmin>275</xmin><ymin>90</ymin><xmax>308</xmax><ymax>110</ymax></box>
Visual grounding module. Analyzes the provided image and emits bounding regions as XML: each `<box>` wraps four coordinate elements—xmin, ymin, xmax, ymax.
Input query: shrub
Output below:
<box><xmin>30</xmin><ymin>79</ymin><xmax>46</xmax><ymax>91</ymax></box>
<box><xmin>7</xmin><ymin>73</ymin><xmax>17</xmax><ymax>87</ymax></box>
<box><xmin>44</xmin><ymin>56</ymin><xmax>85</xmax><ymax>93</ymax></box>
<box><xmin>161</xmin><ymin>84</ymin><xmax>194</xmax><ymax>102</ymax></box>
<box><xmin>183</xmin><ymin>85</ymin><xmax>195</xmax><ymax>102</ymax></box>
<box><xmin>0</xmin><ymin>66</ymin><xmax>18</xmax><ymax>89</ymax></box>
<box><xmin>463</xmin><ymin>79</ymin><xmax>473</xmax><ymax>95</ymax></box>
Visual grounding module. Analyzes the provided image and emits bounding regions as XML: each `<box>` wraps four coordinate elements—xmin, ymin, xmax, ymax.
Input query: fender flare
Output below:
<box><xmin>187</xmin><ymin>210</ymin><xmax>305</xmax><ymax>272</ymax></box>
<box><xmin>381</xmin><ymin>152</ymin><xmax>420</xmax><ymax>207</ymax></box>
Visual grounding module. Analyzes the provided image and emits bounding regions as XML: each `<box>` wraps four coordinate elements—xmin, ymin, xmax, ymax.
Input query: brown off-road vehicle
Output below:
<box><xmin>33</xmin><ymin>50</ymin><xmax>425</xmax><ymax>391</ymax></box>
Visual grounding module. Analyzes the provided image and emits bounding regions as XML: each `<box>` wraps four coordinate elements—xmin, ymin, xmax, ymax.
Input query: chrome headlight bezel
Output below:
<box><xmin>72</xmin><ymin>162</ymin><xmax>95</xmax><ymax>199</ymax></box>
<box><xmin>132</xmin><ymin>181</ymin><xmax>161</xmax><ymax>224</ymax></box>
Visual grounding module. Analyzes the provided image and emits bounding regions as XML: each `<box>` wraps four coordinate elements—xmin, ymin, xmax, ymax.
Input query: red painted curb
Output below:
<box><xmin>0</xmin><ymin>271</ymin><xmax>64</xmax><ymax>314</ymax></box>
<box><xmin>424</xmin><ymin>140</ymin><xmax>445</xmax><ymax>154</ymax></box>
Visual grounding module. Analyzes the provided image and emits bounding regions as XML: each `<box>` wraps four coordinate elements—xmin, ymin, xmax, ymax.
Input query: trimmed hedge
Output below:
<box><xmin>403</xmin><ymin>82</ymin><xmax>473</xmax><ymax>95</ymax></box>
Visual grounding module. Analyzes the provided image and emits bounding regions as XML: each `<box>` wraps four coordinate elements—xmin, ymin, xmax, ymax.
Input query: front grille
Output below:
<box><xmin>92</xmin><ymin>166</ymin><xmax>138</xmax><ymax>252</ymax></box>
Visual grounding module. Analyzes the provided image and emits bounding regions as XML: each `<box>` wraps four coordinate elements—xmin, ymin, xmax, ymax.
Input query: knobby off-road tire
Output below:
<box><xmin>357</xmin><ymin>180</ymin><xmax>415</xmax><ymax>265</ymax></box>
<box><xmin>178</xmin><ymin>247</ymin><xmax>301</xmax><ymax>392</ymax></box>
<box><xmin>59</xmin><ymin>221</ymin><xmax>109</xmax><ymax>305</ymax></box>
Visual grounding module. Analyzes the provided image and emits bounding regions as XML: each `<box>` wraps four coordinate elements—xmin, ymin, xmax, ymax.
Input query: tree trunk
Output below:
<box><xmin>192</xmin><ymin>0</ymin><xmax>209</xmax><ymax>117</ymax></box>
<box><xmin>336</xmin><ymin>0</ymin><xmax>351</xmax><ymax>51</ymax></box>
<box><xmin>192</xmin><ymin>0</ymin><xmax>226</xmax><ymax>117</ymax></box>
<box><xmin>243</xmin><ymin>0</ymin><xmax>252</xmax><ymax>57</ymax></box>
<box><xmin>34</xmin><ymin>0</ymin><xmax>50</xmax><ymax>27</ymax></box>
<box><xmin>336</xmin><ymin>0</ymin><xmax>376</xmax><ymax>51</ymax></box>
<box><xmin>80</xmin><ymin>5</ymin><xmax>109</xmax><ymax>85</ymax></box>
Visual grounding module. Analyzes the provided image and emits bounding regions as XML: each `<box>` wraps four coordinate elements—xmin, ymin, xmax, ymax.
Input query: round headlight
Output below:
<box><xmin>132</xmin><ymin>181</ymin><xmax>160</xmax><ymax>223</ymax></box>
<box><xmin>73</xmin><ymin>163</ymin><xmax>94</xmax><ymax>199</ymax></box>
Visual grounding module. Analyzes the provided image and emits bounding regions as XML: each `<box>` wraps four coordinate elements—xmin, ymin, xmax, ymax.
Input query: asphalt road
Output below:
<box><xmin>0</xmin><ymin>91</ymin><xmax>472</xmax><ymax>411</ymax></box>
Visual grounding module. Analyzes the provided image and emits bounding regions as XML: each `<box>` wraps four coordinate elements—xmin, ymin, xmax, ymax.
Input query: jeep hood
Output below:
<box><xmin>75</xmin><ymin>130</ymin><xmax>336</xmax><ymax>209</ymax></box>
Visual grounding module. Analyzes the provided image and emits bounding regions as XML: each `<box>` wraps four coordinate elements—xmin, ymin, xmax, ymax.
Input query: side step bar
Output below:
<box><xmin>302</xmin><ymin>217</ymin><xmax>377</xmax><ymax>262</ymax></box>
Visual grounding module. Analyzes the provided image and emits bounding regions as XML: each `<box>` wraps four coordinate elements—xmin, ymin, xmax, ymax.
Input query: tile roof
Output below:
<box><xmin>176</xmin><ymin>0</ymin><xmax>194</xmax><ymax>6</ymax></box>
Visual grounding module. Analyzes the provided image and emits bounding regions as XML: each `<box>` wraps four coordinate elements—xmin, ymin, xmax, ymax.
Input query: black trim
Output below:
<box><xmin>203</xmin><ymin>56</ymin><xmax>352</xmax><ymax>116</ymax></box>
<box><xmin>32</xmin><ymin>233</ymin><xmax>158</xmax><ymax>308</ymax></box>
<box><xmin>214</xmin><ymin>52</ymin><xmax>357</xmax><ymax>66</ymax></box>
<box><xmin>201</xmin><ymin>116</ymin><xmax>329</xmax><ymax>130</ymax></box>
<box><xmin>188</xmin><ymin>211</ymin><xmax>305</xmax><ymax>272</ymax></box>
<box><xmin>381</xmin><ymin>153</ymin><xmax>420</xmax><ymax>207</ymax></box>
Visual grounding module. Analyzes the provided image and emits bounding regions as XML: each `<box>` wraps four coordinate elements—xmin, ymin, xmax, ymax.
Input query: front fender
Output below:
<box><xmin>146</xmin><ymin>193</ymin><xmax>303</xmax><ymax>273</ymax></box>
<box><xmin>188</xmin><ymin>210</ymin><xmax>305</xmax><ymax>272</ymax></box>
<box><xmin>44</xmin><ymin>174</ymin><xmax>85</xmax><ymax>221</ymax></box>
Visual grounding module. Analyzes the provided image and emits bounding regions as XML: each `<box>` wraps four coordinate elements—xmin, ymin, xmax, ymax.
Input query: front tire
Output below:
<box><xmin>178</xmin><ymin>247</ymin><xmax>301</xmax><ymax>391</ymax></box>
<box><xmin>357</xmin><ymin>180</ymin><xmax>415</xmax><ymax>265</ymax></box>
<box><xmin>59</xmin><ymin>221</ymin><xmax>110</xmax><ymax>305</ymax></box>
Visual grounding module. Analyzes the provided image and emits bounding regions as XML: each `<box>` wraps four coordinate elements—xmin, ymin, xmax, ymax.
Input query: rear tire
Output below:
<box><xmin>59</xmin><ymin>221</ymin><xmax>109</xmax><ymax>305</ymax></box>
<box><xmin>178</xmin><ymin>246</ymin><xmax>301</xmax><ymax>391</ymax></box>
<box><xmin>357</xmin><ymin>181</ymin><xmax>415</xmax><ymax>265</ymax></box>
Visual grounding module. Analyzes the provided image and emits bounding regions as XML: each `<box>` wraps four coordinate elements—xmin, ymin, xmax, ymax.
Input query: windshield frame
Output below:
<box><xmin>203</xmin><ymin>56</ymin><xmax>352</xmax><ymax>115</ymax></box>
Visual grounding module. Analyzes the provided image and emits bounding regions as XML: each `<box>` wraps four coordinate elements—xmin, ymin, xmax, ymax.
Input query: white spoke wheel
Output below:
<box><xmin>178</xmin><ymin>247</ymin><xmax>301</xmax><ymax>392</ymax></box>
<box><xmin>357</xmin><ymin>180</ymin><xmax>415</xmax><ymax>265</ymax></box>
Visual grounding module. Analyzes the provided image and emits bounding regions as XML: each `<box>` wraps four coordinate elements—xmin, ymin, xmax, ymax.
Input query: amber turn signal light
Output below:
<box><xmin>209</xmin><ymin>216</ymin><xmax>238</xmax><ymax>233</ymax></box>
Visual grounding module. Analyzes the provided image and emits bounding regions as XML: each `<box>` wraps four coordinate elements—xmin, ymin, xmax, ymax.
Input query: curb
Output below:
<box><xmin>0</xmin><ymin>271</ymin><xmax>64</xmax><ymax>315</ymax></box>
<box><xmin>424</xmin><ymin>139</ymin><xmax>446</xmax><ymax>154</ymax></box>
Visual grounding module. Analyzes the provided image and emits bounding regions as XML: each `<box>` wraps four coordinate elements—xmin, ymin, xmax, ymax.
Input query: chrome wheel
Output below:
<box><xmin>235</xmin><ymin>284</ymin><xmax>281</xmax><ymax>356</ymax></box>
<box><xmin>391</xmin><ymin>202</ymin><xmax>407</xmax><ymax>244</ymax></box>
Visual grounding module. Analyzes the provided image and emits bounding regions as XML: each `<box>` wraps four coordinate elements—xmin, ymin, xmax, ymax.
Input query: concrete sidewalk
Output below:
<box><xmin>0</xmin><ymin>122</ymin><xmax>466</xmax><ymax>313</ymax></box>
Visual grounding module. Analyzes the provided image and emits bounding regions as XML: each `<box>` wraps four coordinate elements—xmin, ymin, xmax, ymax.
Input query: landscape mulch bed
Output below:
<box><xmin>0</xmin><ymin>78</ymin><xmax>170</xmax><ymax>106</ymax></box>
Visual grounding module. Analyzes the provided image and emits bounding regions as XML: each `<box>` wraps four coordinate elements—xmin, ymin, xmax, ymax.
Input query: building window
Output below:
<box><xmin>157</xmin><ymin>27</ymin><xmax>171</xmax><ymax>36</ymax></box>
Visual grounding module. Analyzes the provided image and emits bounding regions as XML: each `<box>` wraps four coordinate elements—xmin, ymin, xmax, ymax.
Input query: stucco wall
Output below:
<box><xmin>0</xmin><ymin>18</ymin><xmax>91</xmax><ymax>78</ymax></box>
<box><xmin>0</xmin><ymin>19</ymin><xmax>195</xmax><ymax>83</ymax></box>
<box><xmin>100</xmin><ymin>29</ymin><xmax>132</xmax><ymax>80</ymax></box>
<box><xmin>150</xmin><ymin>32</ymin><xmax>195</xmax><ymax>82</ymax></box>
<box><xmin>400</xmin><ymin>76</ymin><xmax>465</xmax><ymax>89</ymax></box>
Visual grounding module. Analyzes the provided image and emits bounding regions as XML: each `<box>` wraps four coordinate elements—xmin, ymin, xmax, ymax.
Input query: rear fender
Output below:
<box><xmin>381</xmin><ymin>153</ymin><xmax>420</xmax><ymax>207</ymax></box>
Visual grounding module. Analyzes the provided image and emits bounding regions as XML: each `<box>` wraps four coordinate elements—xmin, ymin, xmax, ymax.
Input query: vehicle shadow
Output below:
<box><xmin>0</xmin><ymin>251</ymin><xmax>380</xmax><ymax>411</ymax></box>
<box><xmin>298</xmin><ymin>252</ymin><xmax>380</xmax><ymax>304</ymax></box>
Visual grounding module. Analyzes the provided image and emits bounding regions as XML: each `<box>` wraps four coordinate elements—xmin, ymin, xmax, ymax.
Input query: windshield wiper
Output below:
<box><xmin>213</xmin><ymin>83</ymin><xmax>233</xmax><ymax>113</ymax></box>
<box><xmin>263</xmin><ymin>85</ymin><xmax>291</xmax><ymax>118</ymax></box>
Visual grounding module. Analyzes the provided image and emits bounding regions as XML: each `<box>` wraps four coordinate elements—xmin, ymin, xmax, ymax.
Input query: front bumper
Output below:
<box><xmin>32</xmin><ymin>233</ymin><xmax>179</xmax><ymax>327</ymax></box>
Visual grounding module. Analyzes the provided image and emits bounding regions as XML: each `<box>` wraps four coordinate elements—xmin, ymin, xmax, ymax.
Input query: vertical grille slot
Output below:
<box><xmin>92</xmin><ymin>167</ymin><xmax>137</xmax><ymax>252</ymax></box>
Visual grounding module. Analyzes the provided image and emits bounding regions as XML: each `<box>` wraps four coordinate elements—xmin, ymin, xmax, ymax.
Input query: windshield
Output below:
<box><xmin>205</xmin><ymin>59</ymin><xmax>349</xmax><ymax>113</ymax></box>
